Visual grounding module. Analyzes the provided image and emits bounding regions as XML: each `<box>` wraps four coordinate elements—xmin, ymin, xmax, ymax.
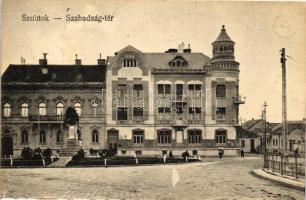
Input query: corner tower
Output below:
<box><xmin>211</xmin><ymin>25</ymin><xmax>239</xmax><ymax>70</ymax></box>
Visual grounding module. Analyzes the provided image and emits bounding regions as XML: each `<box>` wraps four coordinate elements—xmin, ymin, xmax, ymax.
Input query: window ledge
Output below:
<box><xmin>132</xmin><ymin>144</ymin><xmax>144</xmax><ymax>146</ymax></box>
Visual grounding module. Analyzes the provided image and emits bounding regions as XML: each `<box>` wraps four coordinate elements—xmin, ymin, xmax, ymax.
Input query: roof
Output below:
<box><xmin>213</xmin><ymin>25</ymin><xmax>234</xmax><ymax>44</ymax></box>
<box><xmin>1</xmin><ymin>64</ymin><xmax>106</xmax><ymax>83</ymax></box>
<box><xmin>109</xmin><ymin>45</ymin><xmax>211</xmax><ymax>71</ymax></box>
<box><xmin>242</xmin><ymin>119</ymin><xmax>278</xmax><ymax>133</ymax></box>
<box><xmin>272</xmin><ymin>121</ymin><xmax>306</xmax><ymax>134</ymax></box>
<box><xmin>236</xmin><ymin>127</ymin><xmax>258</xmax><ymax>138</ymax></box>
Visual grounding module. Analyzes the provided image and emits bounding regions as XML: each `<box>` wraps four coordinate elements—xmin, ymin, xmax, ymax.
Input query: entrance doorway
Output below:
<box><xmin>107</xmin><ymin>129</ymin><xmax>119</xmax><ymax>154</ymax></box>
<box><xmin>2</xmin><ymin>135</ymin><xmax>13</xmax><ymax>157</ymax></box>
<box><xmin>250</xmin><ymin>139</ymin><xmax>255</xmax><ymax>153</ymax></box>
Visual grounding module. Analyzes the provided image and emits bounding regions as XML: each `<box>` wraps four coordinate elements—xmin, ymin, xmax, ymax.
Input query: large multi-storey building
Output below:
<box><xmin>105</xmin><ymin>25</ymin><xmax>244</xmax><ymax>156</ymax></box>
<box><xmin>1</xmin><ymin>25</ymin><xmax>244</xmax><ymax>157</ymax></box>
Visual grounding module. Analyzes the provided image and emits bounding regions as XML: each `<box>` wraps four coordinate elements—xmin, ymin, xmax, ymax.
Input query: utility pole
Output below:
<box><xmin>280</xmin><ymin>48</ymin><xmax>287</xmax><ymax>154</ymax></box>
<box><xmin>263</xmin><ymin>101</ymin><xmax>268</xmax><ymax>167</ymax></box>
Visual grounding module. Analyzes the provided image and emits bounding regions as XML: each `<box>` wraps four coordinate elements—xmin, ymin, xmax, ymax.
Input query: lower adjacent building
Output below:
<box><xmin>238</xmin><ymin>119</ymin><xmax>305</xmax><ymax>155</ymax></box>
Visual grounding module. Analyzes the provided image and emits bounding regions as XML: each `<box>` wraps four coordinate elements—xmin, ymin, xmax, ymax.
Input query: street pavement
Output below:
<box><xmin>0</xmin><ymin>157</ymin><xmax>304</xmax><ymax>200</ymax></box>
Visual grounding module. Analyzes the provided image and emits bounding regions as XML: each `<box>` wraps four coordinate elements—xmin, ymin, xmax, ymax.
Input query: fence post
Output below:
<box><xmin>42</xmin><ymin>159</ymin><xmax>45</xmax><ymax>167</ymax></box>
<box><xmin>104</xmin><ymin>158</ymin><xmax>107</xmax><ymax>167</ymax></box>
<box><xmin>10</xmin><ymin>155</ymin><xmax>13</xmax><ymax>166</ymax></box>
<box><xmin>295</xmin><ymin>155</ymin><xmax>298</xmax><ymax>179</ymax></box>
<box><xmin>135</xmin><ymin>157</ymin><xmax>138</xmax><ymax>165</ymax></box>
<box><xmin>280</xmin><ymin>154</ymin><xmax>283</xmax><ymax>175</ymax></box>
<box><xmin>272</xmin><ymin>155</ymin><xmax>275</xmax><ymax>172</ymax></box>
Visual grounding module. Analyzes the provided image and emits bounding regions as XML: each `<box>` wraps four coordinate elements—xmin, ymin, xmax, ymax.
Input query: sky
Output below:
<box><xmin>1</xmin><ymin>0</ymin><xmax>306</xmax><ymax>122</ymax></box>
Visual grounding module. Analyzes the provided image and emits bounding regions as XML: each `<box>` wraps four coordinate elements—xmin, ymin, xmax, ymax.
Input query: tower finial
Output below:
<box><xmin>222</xmin><ymin>25</ymin><xmax>225</xmax><ymax>30</ymax></box>
<box><xmin>75</xmin><ymin>54</ymin><xmax>78</xmax><ymax>60</ymax></box>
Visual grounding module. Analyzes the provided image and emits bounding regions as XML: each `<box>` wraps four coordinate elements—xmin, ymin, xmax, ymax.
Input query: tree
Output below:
<box><xmin>63</xmin><ymin>107</ymin><xmax>79</xmax><ymax>127</ymax></box>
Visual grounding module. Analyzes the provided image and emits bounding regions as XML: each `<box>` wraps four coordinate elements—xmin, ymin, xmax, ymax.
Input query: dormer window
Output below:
<box><xmin>122</xmin><ymin>54</ymin><xmax>137</xmax><ymax>67</ymax></box>
<box><xmin>169</xmin><ymin>56</ymin><xmax>188</xmax><ymax>67</ymax></box>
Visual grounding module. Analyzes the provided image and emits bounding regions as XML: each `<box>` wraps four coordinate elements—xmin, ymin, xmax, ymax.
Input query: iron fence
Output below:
<box><xmin>264</xmin><ymin>153</ymin><xmax>305</xmax><ymax>179</ymax></box>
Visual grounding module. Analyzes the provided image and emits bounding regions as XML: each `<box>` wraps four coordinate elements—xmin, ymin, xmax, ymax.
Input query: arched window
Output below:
<box><xmin>56</xmin><ymin>103</ymin><xmax>64</xmax><ymax>116</ymax></box>
<box><xmin>157</xmin><ymin>129</ymin><xmax>171</xmax><ymax>144</ymax></box>
<box><xmin>188</xmin><ymin>130</ymin><xmax>202</xmax><ymax>144</ymax></box>
<box><xmin>92</xmin><ymin>129</ymin><xmax>99</xmax><ymax>143</ymax></box>
<box><xmin>38</xmin><ymin>103</ymin><xmax>47</xmax><ymax>116</ymax></box>
<box><xmin>56</xmin><ymin>130</ymin><xmax>63</xmax><ymax>143</ymax></box>
<box><xmin>21</xmin><ymin>130</ymin><xmax>28</xmax><ymax>144</ymax></box>
<box><xmin>21</xmin><ymin>103</ymin><xmax>29</xmax><ymax>117</ymax></box>
<box><xmin>133</xmin><ymin>130</ymin><xmax>144</xmax><ymax>144</ymax></box>
<box><xmin>3</xmin><ymin>103</ymin><xmax>11</xmax><ymax>117</ymax></box>
<box><xmin>39</xmin><ymin>130</ymin><xmax>47</xmax><ymax>144</ymax></box>
<box><xmin>74</xmin><ymin>103</ymin><xmax>82</xmax><ymax>116</ymax></box>
<box><xmin>215</xmin><ymin>129</ymin><xmax>227</xmax><ymax>144</ymax></box>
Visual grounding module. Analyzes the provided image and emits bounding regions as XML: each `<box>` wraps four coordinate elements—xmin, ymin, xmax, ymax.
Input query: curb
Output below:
<box><xmin>252</xmin><ymin>169</ymin><xmax>305</xmax><ymax>191</ymax></box>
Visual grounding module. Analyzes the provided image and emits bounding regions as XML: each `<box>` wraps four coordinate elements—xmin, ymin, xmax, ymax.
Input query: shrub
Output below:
<box><xmin>21</xmin><ymin>147</ymin><xmax>33</xmax><ymax>160</ymax></box>
<box><xmin>99</xmin><ymin>149</ymin><xmax>115</xmax><ymax>158</ymax></box>
<box><xmin>43</xmin><ymin>148</ymin><xmax>53</xmax><ymax>159</ymax></box>
<box><xmin>34</xmin><ymin>147</ymin><xmax>43</xmax><ymax>155</ymax></box>
<box><xmin>89</xmin><ymin>148</ymin><xmax>95</xmax><ymax>155</ymax></box>
<box><xmin>72</xmin><ymin>148</ymin><xmax>85</xmax><ymax>161</ymax></box>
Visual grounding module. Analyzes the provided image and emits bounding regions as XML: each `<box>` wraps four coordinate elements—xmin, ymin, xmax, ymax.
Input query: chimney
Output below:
<box><xmin>183</xmin><ymin>44</ymin><xmax>191</xmax><ymax>53</ymax></box>
<box><xmin>97</xmin><ymin>53</ymin><xmax>106</xmax><ymax>65</ymax></box>
<box><xmin>75</xmin><ymin>54</ymin><xmax>82</xmax><ymax>65</ymax></box>
<box><xmin>39</xmin><ymin>53</ymin><xmax>48</xmax><ymax>65</ymax></box>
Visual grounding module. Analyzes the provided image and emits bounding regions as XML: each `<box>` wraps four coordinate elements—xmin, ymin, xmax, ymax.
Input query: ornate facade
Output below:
<box><xmin>2</xmin><ymin>26</ymin><xmax>244</xmax><ymax>157</ymax></box>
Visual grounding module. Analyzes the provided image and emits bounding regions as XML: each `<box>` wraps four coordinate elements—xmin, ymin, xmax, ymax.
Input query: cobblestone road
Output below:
<box><xmin>0</xmin><ymin>157</ymin><xmax>304</xmax><ymax>199</ymax></box>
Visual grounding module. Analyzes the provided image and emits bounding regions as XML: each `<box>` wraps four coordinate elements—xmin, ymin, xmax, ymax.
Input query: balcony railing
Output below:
<box><xmin>2</xmin><ymin>113</ymin><xmax>104</xmax><ymax>122</ymax></box>
<box><xmin>233</xmin><ymin>96</ymin><xmax>245</xmax><ymax>105</ymax></box>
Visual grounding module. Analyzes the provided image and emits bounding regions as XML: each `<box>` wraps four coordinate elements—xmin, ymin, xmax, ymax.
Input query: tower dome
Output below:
<box><xmin>212</xmin><ymin>25</ymin><xmax>235</xmax><ymax>61</ymax></box>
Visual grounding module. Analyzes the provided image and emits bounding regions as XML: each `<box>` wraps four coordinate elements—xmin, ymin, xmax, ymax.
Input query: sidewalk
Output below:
<box><xmin>252</xmin><ymin>168</ymin><xmax>305</xmax><ymax>191</ymax></box>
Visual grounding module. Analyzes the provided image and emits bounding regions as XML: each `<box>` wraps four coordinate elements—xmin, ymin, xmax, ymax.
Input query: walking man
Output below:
<box><xmin>240</xmin><ymin>147</ymin><xmax>245</xmax><ymax>158</ymax></box>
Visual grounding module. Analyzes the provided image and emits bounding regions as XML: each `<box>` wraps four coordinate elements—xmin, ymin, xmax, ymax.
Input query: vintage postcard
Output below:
<box><xmin>0</xmin><ymin>0</ymin><xmax>305</xmax><ymax>199</ymax></box>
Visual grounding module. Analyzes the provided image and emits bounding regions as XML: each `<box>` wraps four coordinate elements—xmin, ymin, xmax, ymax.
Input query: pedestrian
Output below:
<box><xmin>218</xmin><ymin>148</ymin><xmax>223</xmax><ymax>159</ymax></box>
<box><xmin>240</xmin><ymin>147</ymin><xmax>244</xmax><ymax>158</ymax></box>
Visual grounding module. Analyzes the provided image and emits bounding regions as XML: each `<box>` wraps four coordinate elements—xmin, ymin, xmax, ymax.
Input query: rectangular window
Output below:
<box><xmin>121</xmin><ymin>150</ymin><xmax>126</xmax><ymax>155</ymax></box>
<box><xmin>189</xmin><ymin>107</ymin><xmax>201</xmax><ymax>114</ymax></box>
<box><xmin>216</xmin><ymin>84</ymin><xmax>226</xmax><ymax>98</ymax></box>
<box><xmin>192</xmin><ymin>150</ymin><xmax>198</xmax><ymax>156</ymax></box>
<box><xmin>158</xmin><ymin>84</ymin><xmax>171</xmax><ymax>94</ymax></box>
<box><xmin>157</xmin><ymin>130</ymin><xmax>171</xmax><ymax>144</ymax></box>
<box><xmin>176</xmin><ymin>84</ymin><xmax>183</xmax><ymax>101</ymax></box>
<box><xmin>117</xmin><ymin>107</ymin><xmax>128</xmax><ymax>120</ymax></box>
<box><xmin>216</xmin><ymin>107</ymin><xmax>226</xmax><ymax>120</ymax></box>
<box><xmin>188</xmin><ymin>130</ymin><xmax>201</xmax><ymax>143</ymax></box>
<box><xmin>135</xmin><ymin>150</ymin><xmax>142</xmax><ymax>156</ymax></box>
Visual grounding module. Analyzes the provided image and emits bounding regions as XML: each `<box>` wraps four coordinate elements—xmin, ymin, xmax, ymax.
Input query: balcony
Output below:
<box><xmin>232</xmin><ymin>96</ymin><xmax>246</xmax><ymax>105</ymax></box>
